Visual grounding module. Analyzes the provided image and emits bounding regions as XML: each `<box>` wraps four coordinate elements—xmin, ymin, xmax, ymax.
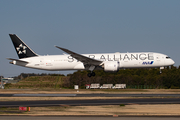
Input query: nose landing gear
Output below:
<box><xmin>160</xmin><ymin>67</ymin><xmax>164</xmax><ymax>74</ymax></box>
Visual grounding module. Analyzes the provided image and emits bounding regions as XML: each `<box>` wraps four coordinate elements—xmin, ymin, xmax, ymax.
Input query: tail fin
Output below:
<box><xmin>9</xmin><ymin>34</ymin><xmax>38</xmax><ymax>59</ymax></box>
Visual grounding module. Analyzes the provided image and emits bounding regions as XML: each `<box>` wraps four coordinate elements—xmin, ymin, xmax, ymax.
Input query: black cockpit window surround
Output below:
<box><xmin>166</xmin><ymin>57</ymin><xmax>171</xmax><ymax>59</ymax></box>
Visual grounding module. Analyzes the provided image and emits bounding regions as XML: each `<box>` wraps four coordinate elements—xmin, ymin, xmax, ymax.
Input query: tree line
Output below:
<box><xmin>7</xmin><ymin>65</ymin><xmax>180</xmax><ymax>89</ymax></box>
<box><xmin>13</xmin><ymin>73</ymin><xmax>65</xmax><ymax>80</ymax></box>
<box><xmin>67</xmin><ymin>66</ymin><xmax>180</xmax><ymax>89</ymax></box>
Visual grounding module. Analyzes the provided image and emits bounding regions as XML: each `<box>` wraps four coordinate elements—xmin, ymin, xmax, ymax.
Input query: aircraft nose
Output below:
<box><xmin>165</xmin><ymin>59</ymin><xmax>175</xmax><ymax>66</ymax></box>
<box><xmin>168</xmin><ymin>59</ymin><xmax>175</xmax><ymax>66</ymax></box>
<box><xmin>171</xmin><ymin>59</ymin><xmax>175</xmax><ymax>65</ymax></box>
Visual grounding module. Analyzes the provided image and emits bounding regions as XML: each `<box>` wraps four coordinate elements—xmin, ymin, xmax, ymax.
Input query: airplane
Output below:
<box><xmin>7</xmin><ymin>34</ymin><xmax>175</xmax><ymax>77</ymax></box>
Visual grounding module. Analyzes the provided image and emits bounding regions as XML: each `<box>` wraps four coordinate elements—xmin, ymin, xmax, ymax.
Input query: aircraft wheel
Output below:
<box><xmin>91</xmin><ymin>72</ymin><xmax>95</xmax><ymax>76</ymax></box>
<box><xmin>87</xmin><ymin>73</ymin><xmax>92</xmax><ymax>77</ymax></box>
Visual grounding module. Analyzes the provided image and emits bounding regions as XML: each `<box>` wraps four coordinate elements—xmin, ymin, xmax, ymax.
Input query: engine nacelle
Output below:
<box><xmin>103</xmin><ymin>61</ymin><xmax>120</xmax><ymax>72</ymax></box>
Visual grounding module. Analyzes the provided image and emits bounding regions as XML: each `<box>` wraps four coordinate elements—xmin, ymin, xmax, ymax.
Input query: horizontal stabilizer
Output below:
<box><xmin>7</xmin><ymin>58</ymin><xmax>29</xmax><ymax>64</ymax></box>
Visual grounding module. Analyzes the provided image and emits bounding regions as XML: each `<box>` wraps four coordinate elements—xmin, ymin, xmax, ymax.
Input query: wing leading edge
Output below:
<box><xmin>55</xmin><ymin>46</ymin><xmax>102</xmax><ymax>66</ymax></box>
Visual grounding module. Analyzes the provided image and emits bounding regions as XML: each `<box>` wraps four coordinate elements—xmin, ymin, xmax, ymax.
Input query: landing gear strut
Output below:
<box><xmin>160</xmin><ymin>67</ymin><xmax>164</xmax><ymax>74</ymax></box>
<box><xmin>87</xmin><ymin>65</ymin><xmax>96</xmax><ymax>77</ymax></box>
<box><xmin>87</xmin><ymin>72</ymin><xmax>96</xmax><ymax>77</ymax></box>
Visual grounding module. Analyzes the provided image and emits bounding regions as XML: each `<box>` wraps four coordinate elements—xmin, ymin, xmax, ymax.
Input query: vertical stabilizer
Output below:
<box><xmin>9</xmin><ymin>34</ymin><xmax>38</xmax><ymax>59</ymax></box>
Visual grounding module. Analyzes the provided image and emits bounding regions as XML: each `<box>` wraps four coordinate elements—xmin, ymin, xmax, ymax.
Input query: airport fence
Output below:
<box><xmin>85</xmin><ymin>84</ymin><xmax>163</xmax><ymax>89</ymax></box>
<box><xmin>126</xmin><ymin>85</ymin><xmax>164</xmax><ymax>89</ymax></box>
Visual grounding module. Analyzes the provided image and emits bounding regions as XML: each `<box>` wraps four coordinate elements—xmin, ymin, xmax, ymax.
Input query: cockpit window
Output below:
<box><xmin>166</xmin><ymin>57</ymin><xmax>171</xmax><ymax>59</ymax></box>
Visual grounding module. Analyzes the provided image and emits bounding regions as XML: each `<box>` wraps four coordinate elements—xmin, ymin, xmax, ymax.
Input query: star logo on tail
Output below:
<box><xmin>16</xmin><ymin>44</ymin><xmax>27</xmax><ymax>54</ymax></box>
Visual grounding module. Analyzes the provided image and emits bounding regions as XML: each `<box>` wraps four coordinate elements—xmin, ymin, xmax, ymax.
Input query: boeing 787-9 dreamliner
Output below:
<box><xmin>7</xmin><ymin>34</ymin><xmax>175</xmax><ymax>77</ymax></box>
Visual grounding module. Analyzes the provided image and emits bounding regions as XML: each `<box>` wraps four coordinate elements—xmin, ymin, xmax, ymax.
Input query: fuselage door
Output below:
<box><xmin>156</xmin><ymin>55</ymin><xmax>161</xmax><ymax>65</ymax></box>
<box><xmin>156</xmin><ymin>54</ymin><xmax>164</xmax><ymax>66</ymax></box>
<box><xmin>40</xmin><ymin>58</ymin><xmax>44</xmax><ymax>66</ymax></box>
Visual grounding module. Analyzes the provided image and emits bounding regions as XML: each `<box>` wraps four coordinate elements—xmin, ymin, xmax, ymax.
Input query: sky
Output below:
<box><xmin>0</xmin><ymin>0</ymin><xmax>180</xmax><ymax>77</ymax></box>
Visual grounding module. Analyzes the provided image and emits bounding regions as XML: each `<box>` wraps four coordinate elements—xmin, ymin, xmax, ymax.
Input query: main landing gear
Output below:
<box><xmin>87</xmin><ymin>72</ymin><xmax>95</xmax><ymax>77</ymax></box>
<box><xmin>87</xmin><ymin>65</ymin><xmax>96</xmax><ymax>77</ymax></box>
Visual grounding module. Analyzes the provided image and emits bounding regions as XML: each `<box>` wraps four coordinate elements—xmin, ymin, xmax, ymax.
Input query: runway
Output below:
<box><xmin>0</xmin><ymin>93</ymin><xmax>180</xmax><ymax>107</ymax></box>
<box><xmin>0</xmin><ymin>116</ymin><xmax>180</xmax><ymax>120</ymax></box>
<box><xmin>0</xmin><ymin>98</ymin><xmax>180</xmax><ymax>107</ymax></box>
<box><xmin>0</xmin><ymin>93</ymin><xmax>180</xmax><ymax>97</ymax></box>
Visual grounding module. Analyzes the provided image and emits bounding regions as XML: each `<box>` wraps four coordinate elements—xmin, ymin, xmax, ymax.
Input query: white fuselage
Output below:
<box><xmin>12</xmin><ymin>52</ymin><xmax>175</xmax><ymax>71</ymax></box>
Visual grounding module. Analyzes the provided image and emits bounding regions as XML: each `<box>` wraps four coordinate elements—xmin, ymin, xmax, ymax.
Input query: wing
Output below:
<box><xmin>55</xmin><ymin>46</ymin><xmax>102</xmax><ymax>66</ymax></box>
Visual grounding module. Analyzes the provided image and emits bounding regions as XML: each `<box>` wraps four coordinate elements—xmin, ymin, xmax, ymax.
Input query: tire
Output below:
<box><xmin>87</xmin><ymin>73</ymin><xmax>92</xmax><ymax>77</ymax></box>
<box><xmin>91</xmin><ymin>72</ymin><xmax>95</xmax><ymax>76</ymax></box>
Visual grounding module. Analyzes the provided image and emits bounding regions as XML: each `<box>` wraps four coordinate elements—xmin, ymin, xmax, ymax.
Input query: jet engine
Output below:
<box><xmin>103</xmin><ymin>61</ymin><xmax>120</xmax><ymax>72</ymax></box>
